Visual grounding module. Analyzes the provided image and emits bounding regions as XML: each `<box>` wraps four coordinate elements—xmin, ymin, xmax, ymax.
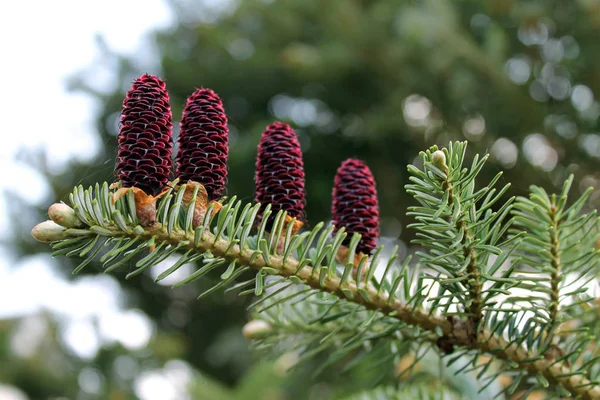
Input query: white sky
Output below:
<box><xmin>0</xmin><ymin>1</ymin><xmax>194</xmax><ymax>398</ymax></box>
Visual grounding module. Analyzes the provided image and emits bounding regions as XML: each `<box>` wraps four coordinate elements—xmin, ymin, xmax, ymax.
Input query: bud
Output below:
<box><xmin>48</xmin><ymin>203</ymin><xmax>82</xmax><ymax>228</ymax></box>
<box><xmin>432</xmin><ymin>150</ymin><xmax>447</xmax><ymax>170</ymax></box>
<box><xmin>176</xmin><ymin>88</ymin><xmax>229</xmax><ymax>201</ymax></box>
<box><xmin>332</xmin><ymin>159</ymin><xmax>379</xmax><ymax>255</ymax></box>
<box><xmin>31</xmin><ymin>220</ymin><xmax>68</xmax><ymax>243</ymax></box>
<box><xmin>275</xmin><ymin>352</ymin><xmax>299</xmax><ymax>375</ymax></box>
<box><xmin>255</xmin><ymin>122</ymin><xmax>305</xmax><ymax>228</ymax></box>
<box><xmin>242</xmin><ymin>319</ymin><xmax>273</xmax><ymax>339</ymax></box>
<box><xmin>115</xmin><ymin>74</ymin><xmax>173</xmax><ymax>197</ymax></box>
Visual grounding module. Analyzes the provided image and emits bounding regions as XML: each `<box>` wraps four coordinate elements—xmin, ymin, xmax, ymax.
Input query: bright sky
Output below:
<box><xmin>0</xmin><ymin>1</ymin><xmax>194</xmax><ymax>398</ymax></box>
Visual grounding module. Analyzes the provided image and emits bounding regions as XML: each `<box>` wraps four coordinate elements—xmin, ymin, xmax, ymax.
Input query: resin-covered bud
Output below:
<box><xmin>31</xmin><ymin>220</ymin><xmax>69</xmax><ymax>243</ymax></box>
<box><xmin>432</xmin><ymin>150</ymin><xmax>447</xmax><ymax>170</ymax></box>
<box><xmin>48</xmin><ymin>203</ymin><xmax>82</xmax><ymax>228</ymax></box>
<box><xmin>242</xmin><ymin>320</ymin><xmax>273</xmax><ymax>339</ymax></box>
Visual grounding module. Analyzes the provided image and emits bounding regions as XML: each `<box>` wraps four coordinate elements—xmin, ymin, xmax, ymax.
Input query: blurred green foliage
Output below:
<box><xmin>6</xmin><ymin>0</ymin><xmax>600</xmax><ymax>398</ymax></box>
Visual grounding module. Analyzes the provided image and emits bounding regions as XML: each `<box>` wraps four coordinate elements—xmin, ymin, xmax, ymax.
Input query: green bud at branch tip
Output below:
<box><xmin>432</xmin><ymin>150</ymin><xmax>447</xmax><ymax>170</ymax></box>
<box><xmin>242</xmin><ymin>319</ymin><xmax>273</xmax><ymax>339</ymax></box>
<box><xmin>31</xmin><ymin>220</ymin><xmax>69</xmax><ymax>243</ymax></box>
<box><xmin>48</xmin><ymin>203</ymin><xmax>83</xmax><ymax>228</ymax></box>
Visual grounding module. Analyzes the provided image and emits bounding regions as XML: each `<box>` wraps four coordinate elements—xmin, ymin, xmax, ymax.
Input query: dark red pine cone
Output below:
<box><xmin>332</xmin><ymin>159</ymin><xmax>379</xmax><ymax>255</ymax></box>
<box><xmin>176</xmin><ymin>88</ymin><xmax>229</xmax><ymax>200</ymax></box>
<box><xmin>115</xmin><ymin>74</ymin><xmax>173</xmax><ymax>197</ymax></box>
<box><xmin>255</xmin><ymin>122</ymin><xmax>305</xmax><ymax>226</ymax></box>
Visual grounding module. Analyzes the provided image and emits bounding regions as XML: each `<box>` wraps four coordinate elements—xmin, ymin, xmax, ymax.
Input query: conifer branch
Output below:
<box><xmin>32</xmin><ymin>136</ymin><xmax>600</xmax><ymax>399</ymax></box>
<box><xmin>36</xmin><ymin>211</ymin><xmax>600</xmax><ymax>399</ymax></box>
<box><xmin>93</xmin><ymin>220</ymin><xmax>454</xmax><ymax>333</ymax></box>
<box><xmin>438</xmin><ymin>150</ymin><xmax>483</xmax><ymax>334</ymax></box>
<box><xmin>461</xmin><ymin>220</ymin><xmax>483</xmax><ymax>334</ymax></box>
<box><xmin>169</xmin><ymin>224</ymin><xmax>600</xmax><ymax>398</ymax></box>
<box><xmin>548</xmin><ymin>198</ymin><xmax>561</xmax><ymax>329</ymax></box>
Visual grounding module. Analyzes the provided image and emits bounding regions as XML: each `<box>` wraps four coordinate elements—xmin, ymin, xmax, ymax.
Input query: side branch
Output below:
<box><xmin>548</xmin><ymin>204</ymin><xmax>561</xmax><ymax>329</ymax></box>
<box><xmin>442</xmin><ymin>162</ymin><xmax>483</xmax><ymax>335</ymax></box>
<box><xmin>460</xmin><ymin>219</ymin><xmax>483</xmax><ymax>331</ymax></box>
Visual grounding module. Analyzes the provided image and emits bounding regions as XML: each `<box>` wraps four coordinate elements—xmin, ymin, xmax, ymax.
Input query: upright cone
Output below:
<box><xmin>332</xmin><ymin>159</ymin><xmax>379</xmax><ymax>255</ymax></box>
<box><xmin>255</xmin><ymin>122</ymin><xmax>305</xmax><ymax>229</ymax></box>
<box><xmin>176</xmin><ymin>88</ymin><xmax>229</xmax><ymax>201</ymax></box>
<box><xmin>115</xmin><ymin>74</ymin><xmax>173</xmax><ymax>197</ymax></box>
<box><xmin>113</xmin><ymin>74</ymin><xmax>173</xmax><ymax>226</ymax></box>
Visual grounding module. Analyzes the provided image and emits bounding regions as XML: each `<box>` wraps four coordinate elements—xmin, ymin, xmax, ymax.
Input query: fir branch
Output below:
<box><xmin>406</xmin><ymin>143</ymin><xmax>513</xmax><ymax>338</ymax></box>
<box><xmin>548</xmin><ymin>197</ymin><xmax>561</xmax><ymax>329</ymax></box>
<box><xmin>512</xmin><ymin>177</ymin><xmax>600</xmax><ymax>333</ymax></box>
<box><xmin>38</xmin><ymin>197</ymin><xmax>600</xmax><ymax>398</ymax></box>
<box><xmin>94</xmin><ymin>219</ymin><xmax>453</xmax><ymax>333</ymax></box>
<box><xmin>32</xmin><ymin>142</ymin><xmax>600</xmax><ymax>399</ymax></box>
<box><xmin>439</xmin><ymin>148</ymin><xmax>483</xmax><ymax>333</ymax></box>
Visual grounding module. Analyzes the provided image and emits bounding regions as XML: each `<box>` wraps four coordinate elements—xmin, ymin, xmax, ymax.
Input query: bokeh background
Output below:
<box><xmin>2</xmin><ymin>0</ymin><xmax>600</xmax><ymax>399</ymax></box>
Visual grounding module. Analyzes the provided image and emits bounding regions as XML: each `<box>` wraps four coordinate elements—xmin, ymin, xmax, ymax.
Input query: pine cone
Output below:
<box><xmin>255</xmin><ymin>122</ymin><xmax>305</xmax><ymax>227</ymax></box>
<box><xmin>115</xmin><ymin>74</ymin><xmax>173</xmax><ymax>197</ymax></box>
<box><xmin>332</xmin><ymin>159</ymin><xmax>379</xmax><ymax>255</ymax></box>
<box><xmin>176</xmin><ymin>88</ymin><xmax>229</xmax><ymax>200</ymax></box>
